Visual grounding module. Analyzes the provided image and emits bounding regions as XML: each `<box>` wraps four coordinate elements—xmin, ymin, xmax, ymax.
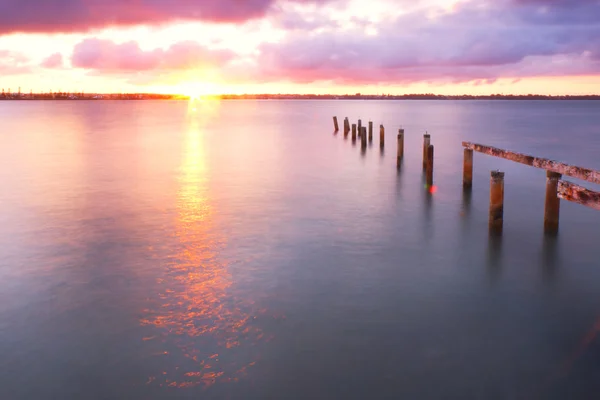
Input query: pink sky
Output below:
<box><xmin>1</xmin><ymin>0</ymin><xmax>599</xmax><ymax>95</ymax></box>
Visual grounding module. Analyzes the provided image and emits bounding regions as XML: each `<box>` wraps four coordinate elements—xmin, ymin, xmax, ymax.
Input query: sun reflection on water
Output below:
<box><xmin>141</xmin><ymin>99</ymin><xmax>263</xmax><ymax>389</ymax></box>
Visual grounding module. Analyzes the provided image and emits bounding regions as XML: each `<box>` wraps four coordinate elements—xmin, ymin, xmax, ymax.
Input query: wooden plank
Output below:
<box><xmin>462</xmin><ymin>142</ymin><xmax>600</xmax><ymax>185</ymax></box>
<box><xmin>557</xmin><ymin>180</ymin><xmax>600</xmax><ymax>211</ymax></box>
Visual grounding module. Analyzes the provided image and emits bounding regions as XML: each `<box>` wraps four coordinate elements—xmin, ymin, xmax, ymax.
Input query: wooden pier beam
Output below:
<box><xmin>463</xmin><ymin>148</ymin><xmax>473</xmax><ymax>190</ymax></box>
<box><xmin>544</xmin><ymin>171</ymin><xmax>562</xmax><ymax>234</ymax></box>
<box><xmin>423</xmin><ymin>134</ymin><xmax>431</xmax><ymax>170</ymax></box>
<box><xmin>557</xmin><ymin>180</ymin><xmax>600</xmax><ymax>211</ymax></box>
<box><xmin>463</xmin><ymin>142</ymin><xmax>600</xmax><ymax>185</ymax></box>
<box><xmin>426</xmin><ymin>145</ymin><xmax>434</xmax><ymax>187</ymax></box>
<box><xmin>333</xmin><ymin>116</ymin><xmax>339</xmax><ymax>132</ymax></box>
<box><xmin>489</xmin><ymin>171</ymin><xmax>505</xmax><ymax>234</ymax></box>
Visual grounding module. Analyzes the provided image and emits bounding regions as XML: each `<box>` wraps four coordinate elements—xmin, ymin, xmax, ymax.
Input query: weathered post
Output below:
<box><xmin>333</xmin><ymin>116</ymin><xmax>339</xmax><ymax>132</ymax></box>
<box><xmin>489</xmin><ymin>171</ymin><xmax>505</xmax><ymax>234</ymax></box>
<box><xmin>358</xmin><ymin>119</ymin><xmax>362</xmax><ymax>136</ymax></box>
<box><xmin>361</xmin><ymin>127</ymin><xmax>367</xmax><ymax>150</ymax></box>
<box><xmin>379</xmin><ymin>125</ymin><xmax>385</xmax><ymax>147</ymax></box>
<box><xmin>463</xmin><ymin>148</ymin><xmax>473</xmax><ymax>190</ymax></box>
<box><xmin>544</xmin><ymin>171</ymin><xmax>561</xmax><ymax>234</ymax></box>
<box><xmin>352</xmin><ymin>124</ymin><xmax>357</xmax><ymax>141</ymax></box>
<box><xmin>426</xmin><ymin>145</ymin><xmax>434</xmax><ymax>187</ymax></box>
<box><xmin>397</xmin><ymin>129</ymin><xmax>404</xmax><ymax>160</ymax></box>
<box><xmin>345</xmin><ymin>118</ymin><xmax>350</xmax><ymax>134</ymax></box>
<box><xmin>368</xmin><ymin>121</ymin><xmax>373</xmax><ymax>142</ymax></box>
<box><xmin>423</xmin><ymin>133</ymin><xmax>431</xmax><ymax>170</ymax></box>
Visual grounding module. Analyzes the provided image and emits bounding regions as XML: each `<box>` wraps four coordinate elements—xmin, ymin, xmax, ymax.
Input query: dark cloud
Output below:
<box><xmin>71</xmin><ymin>38</ymin><xmax>235</xmax><ymax>72</ymax></box>
<box><xmin>0</xmin><ymin>0</ymin><xmax>331</xmax><ymax>34</ymax></box>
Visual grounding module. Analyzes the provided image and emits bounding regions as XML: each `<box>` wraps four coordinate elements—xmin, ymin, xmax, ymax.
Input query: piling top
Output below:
<box><xmin>491</xmin><ymin>170</ymin><xmax>505</xmax><ymax>180</ymax></box>
<box><xmin>399</xmin><ymin>128</ymin><xmax>405</xmax><ymax>133</ymax></box>
<box><xmin>424</xmin><ymin>133</ymin><xmax>431</xmax><ymax>139</ymax></box>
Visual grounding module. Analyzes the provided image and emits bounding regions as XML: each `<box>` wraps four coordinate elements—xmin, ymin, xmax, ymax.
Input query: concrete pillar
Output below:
<box><xmin>423</xmin><ymin>134</ymin><xmax>431</xmax><ymax>170</ymax></box>
<box><xmin>489</xmin><ymin>171</ymin><xmax>505</xmax><ymax>234</ymax></box>
<box><xmin>544</xmin><ymin>171</ymin><xmax>562</xmax><ymax>234</ymax></box>
<box><xmin>426</xmin><ymin>145</ymin><xmax>434</xmax><ymax>187</ymax></box>
<box><xmin>463</xmin><ymin>148</ymin><xmax>473</xmax><ymax>190</ymax></box>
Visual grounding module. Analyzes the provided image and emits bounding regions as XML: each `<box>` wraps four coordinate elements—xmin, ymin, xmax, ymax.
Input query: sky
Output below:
<box><xmin>0</xmin><ymin>0</ymin><xmax>599</xmax><ymax>95</ymax></box>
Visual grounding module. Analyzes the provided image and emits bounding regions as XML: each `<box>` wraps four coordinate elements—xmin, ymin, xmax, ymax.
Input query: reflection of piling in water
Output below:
<box><xmin>333</xmin><ymin>116</ymin><xmax>339</xmax><ymax>132</ymax></box>
<box><xmin>426</xmin><ymin>145</ymin><xmax>434</xmax><ymax>187</ymax></box>
<box><xmin>544</xmin><ymin>171</ymin><xmax>562</xmax><ymax>235</ymax></box>
<box><xmin>463</xmin><ymin>148</ymin><xmax>473</xmax><ymax>190</ymax></box>
<box><xmin>489</xmin><ymin>171</ymin><xmax>505</xmax><ymax>234</ymax></box>
<box><xmin>423</xmin><ymin>133</ymin><xmax>431</xmax><ymax>170</ymax></box>
<box><xmin>487</xmin><ymin>234</ymin><xmax>503</xmax><ymax>281</ymax></box>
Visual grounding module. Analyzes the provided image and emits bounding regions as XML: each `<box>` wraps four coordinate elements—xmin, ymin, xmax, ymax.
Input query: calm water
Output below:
<box><xmin>1</xmin><ymin>100</ymin><xmax>599</xmax><ymax>399</ymax></box>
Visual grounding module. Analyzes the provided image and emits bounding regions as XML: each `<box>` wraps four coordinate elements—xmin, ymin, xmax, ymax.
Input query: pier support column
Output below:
<box><xmin>463</xmin><ymin>149</ymin><xmax>473</xmax><ymax>190</ymax></box>
<box><xmin>489</xmin><ymin>171</ymin><xmax>505</xmax><ymax>234</ymax></box>
<box><xmin>333</xmin><ymin>116</ymin><xmax>339</xmax><ymax>132</ymax></box>
<box><xmin>544</xmin><ymin>171</ymin><xmax>562</xmax><ymax>235</ymax></box>
<box><xmin>361</xmin><ymin>127</ymin><xmax>367</xmax><ymax>150</ymax></box>
<box><xmin>358</xmin><ymin>119</ymin><xmax>362</xmax><ymax>136</ymax></box>
<box><xmin>352</xmin><ymin>124</ymin><xmax>357</xmax><ymax>141</ymax></box>
<box><xmin>368</xmin><ymin>121</ymin><xmax>373</xmax><ymax>142</ymax></box>
<box><xmin>426</xmin><ymin>145</ymin><xmax>434</xmax><ymax>187</ymax></box>
<box><xmin>380</xmin><ymin>125</ymin><xmax>385</xmax><ymax>148</ymax></box>
<box><xmin>397</xmin><ymin>129</ymin><xmax>404</xmax><ymax>165</ymax></box>
<box><xmin>423</xmin><ymin>134</ymin><xmax>431</xmax><ymax>170</ymax></box>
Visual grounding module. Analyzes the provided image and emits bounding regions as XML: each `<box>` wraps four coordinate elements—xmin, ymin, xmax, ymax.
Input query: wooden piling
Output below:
<box><xmin>368</xmin><ymin>121</ymin><xmax>373</xmax><ymax>142</ymax></box>
<box><xmin>361</xmin><ymin>127</ymin><xmax>367</xmax><ymax>149</ymax></box>
<box><xmin>343</xmin><ymin>118</ymin><xmax>349</xmax><ymax>134</ymax></box>
<box><xmin>380</xmin><ymin>125</ymin><xmax>385</xmax><ymax>148</ymax></box>
<box><xmin>423</xmin><ymin>134</ymin><xmax>431</xmax><ymax>170</ymax></box>
<box><xmin>352</xmin><ymin>124</ymin><xmax>357</xmax><ymax>140</ymax></box>
<box><xmin>397</xmin><ymin>129</ymin><xmax>404</xmax><ymax>161</ymax></box>
<box><xmin>544</xmin><ymin>171</ymin><xmax>561</xmax><ymax>234</ymax></box>
<box><xmin>489</xmin><ymin>171</ymin><xmax>505</xmax><ymax>234</ymax></box>
<box><xmin>358</xmin><ymin>119</ymin><xmax>362</xmax><ymax>136</ymax></box>
<box><xmin>463</xmin><ymin>148</ymin><xmax>473</xmax><ymax>190</ymax></box>
<box><xmin>426</xmin><ymin>145</ymin><xmax>434</xmax><ymax>187</ymax></box>
<box><xmin>333</xmin><ymin>116</ymin><xmax>339</xmax><ymax>132</ymax></box>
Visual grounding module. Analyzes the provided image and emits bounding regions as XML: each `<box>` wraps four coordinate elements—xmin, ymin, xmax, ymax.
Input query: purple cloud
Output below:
<box><xmin>71</xmin><ymin>38</ymin><xmax>235</xmax><ymax>72</ymax></box>
<box><xmin>0</xmin><ymin>0</ymin><xmax>332</xmax><ymax>34</ymax></box>
<box><xmin>41</xmin><ymin>52</ymin><xmax>63</xmax><ymax>68</ymax></box>
<box><xmin>0</xmin><ymin>50</ymin><xmax>31</xmax><ymax>75</ymax></box>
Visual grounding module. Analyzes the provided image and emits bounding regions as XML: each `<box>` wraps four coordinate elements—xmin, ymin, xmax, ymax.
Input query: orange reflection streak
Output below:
<box><xmin>141</xmin><ymin>99</ymin><xmax>263</xmax><ymax>389</ymax></box>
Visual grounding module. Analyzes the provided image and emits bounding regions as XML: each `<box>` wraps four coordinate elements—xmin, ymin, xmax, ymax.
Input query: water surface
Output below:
<box><xmin>1</xmin><ymin>100</ymin><xmax>599</xmax><ymax>399</ymax></box>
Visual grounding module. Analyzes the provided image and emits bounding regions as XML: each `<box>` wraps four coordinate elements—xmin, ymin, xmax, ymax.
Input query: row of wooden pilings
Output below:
<box><xmin>334</xmin><ymin>116</ymin><xmax>435</xmax><ymax>188</ymax></box>
<box><xmin>334</xmin><ymin>116</ymin><xmax>583</xmax><ymax>236</ymax></box>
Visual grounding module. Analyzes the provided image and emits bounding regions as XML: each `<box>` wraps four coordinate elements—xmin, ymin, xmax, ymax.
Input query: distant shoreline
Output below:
<box><xmin>1</xmin><ymin>94</ymin><xmax>600</xmax><ymax>101</ymax></box>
